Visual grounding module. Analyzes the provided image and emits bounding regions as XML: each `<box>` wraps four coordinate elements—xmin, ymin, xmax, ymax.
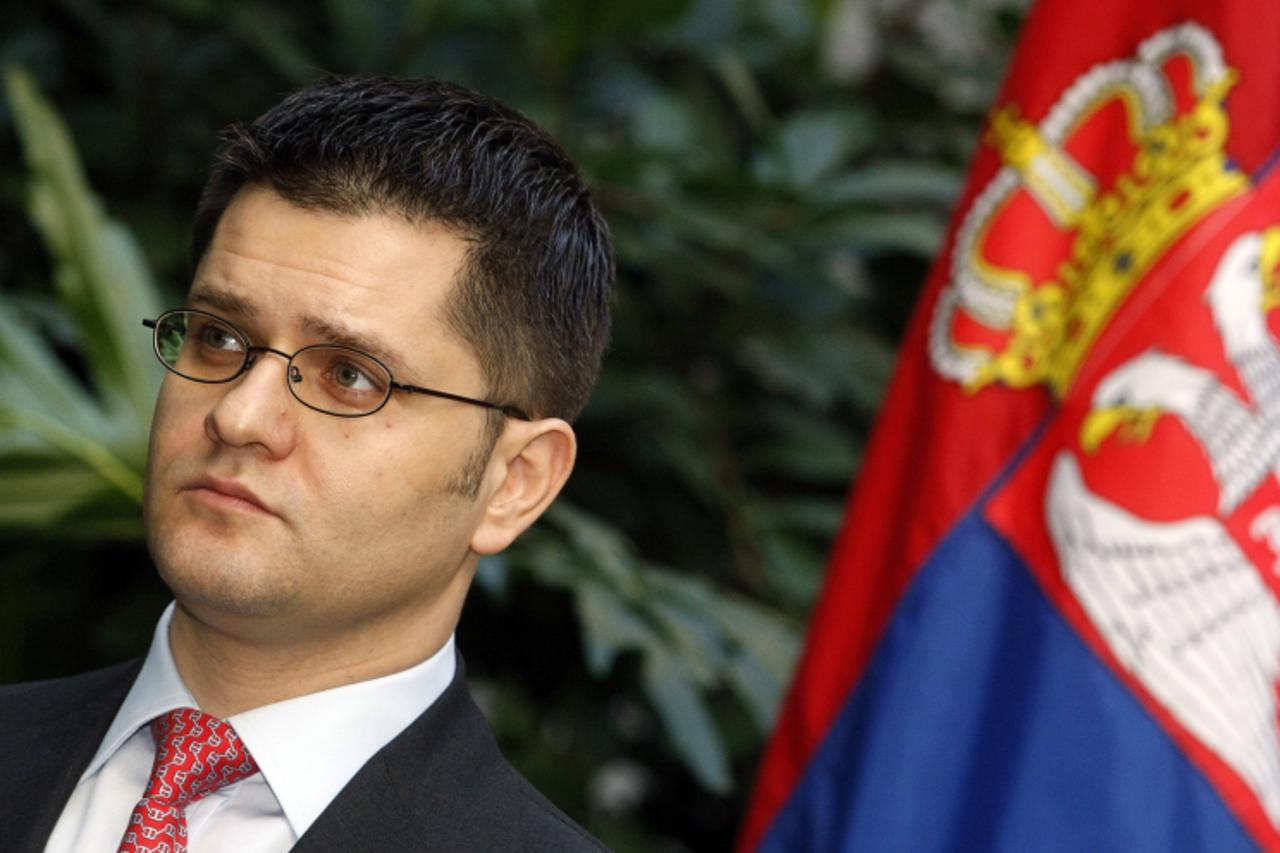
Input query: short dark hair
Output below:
<box><xmin>192</xmin><ymin>75</ymin><xmax>613</xmax><ymax>424</ymax></box>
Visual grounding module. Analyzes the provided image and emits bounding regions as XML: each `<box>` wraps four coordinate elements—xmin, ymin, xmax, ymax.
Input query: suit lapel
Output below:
<box><xmin>0</xmin><ymin>660</ymin><xmax>141</xmax><ymax>853</ymax></box>
<box><xmin>293</xmin><ymin>658</ymin><xmax>521</xmax><ymax>852</ymax></box>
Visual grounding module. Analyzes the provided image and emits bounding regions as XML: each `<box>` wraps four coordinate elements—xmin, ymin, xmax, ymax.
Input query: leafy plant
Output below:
<box><xmin>0</xmin><ymin>69</ymin><xmax>160</xmax><ymax>539</ymax></box>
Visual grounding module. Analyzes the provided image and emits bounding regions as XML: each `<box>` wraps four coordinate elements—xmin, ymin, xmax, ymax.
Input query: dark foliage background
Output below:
<box><xmin>0</xmin><ymin>0</ymin><xmax>1026</xmax><ymax>848</ymax></box>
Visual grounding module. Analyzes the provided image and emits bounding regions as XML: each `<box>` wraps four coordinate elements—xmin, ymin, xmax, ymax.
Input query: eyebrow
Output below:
<box><xmin>188</xmin><ymin>285</ymin><xmax>251</xmax><ymax>318</ymax></box>
<box><xmin>296</xmin><ymin>315</ymin><xmax>412</xmax><ymax>377</ymax></box>
<box><xmin>187</xmin><ymin>284</ymin><xmax>414</xmax><ymax>378</ymax></box>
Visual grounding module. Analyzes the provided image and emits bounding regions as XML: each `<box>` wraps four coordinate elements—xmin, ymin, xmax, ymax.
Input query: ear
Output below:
<box><xmin>469</xmin><ymin>418</ymin><xmax>576</xmax><ymax>555</ymax></box>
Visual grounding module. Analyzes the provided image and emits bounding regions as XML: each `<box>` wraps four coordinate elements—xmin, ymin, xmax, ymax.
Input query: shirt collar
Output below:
<box><xmin>82</xmin><ymin>602</ymin><xmax>197</xmax><ymax>780</ymax></box>
<box><xmin>87</xmin><ymin>602</ymin><xmax>457</xmax><ymax>839</ymax></box>
<box><xmin>228</xmin><ymin>633</ymin><xmax>455</xmax><ymax>837</ymax></box>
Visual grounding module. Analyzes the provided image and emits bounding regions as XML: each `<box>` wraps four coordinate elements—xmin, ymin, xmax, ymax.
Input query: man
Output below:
<box><xmin>0</xmin><ymin>75</ymin><xmax>612</xmax><ymax>852</ymax></box>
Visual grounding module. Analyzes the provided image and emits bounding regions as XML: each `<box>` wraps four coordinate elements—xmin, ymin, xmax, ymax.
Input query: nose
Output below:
<box><xmin>204</xmin><ymin>353</ymin><xmax>297</xmax><ymax>459</ymax></box>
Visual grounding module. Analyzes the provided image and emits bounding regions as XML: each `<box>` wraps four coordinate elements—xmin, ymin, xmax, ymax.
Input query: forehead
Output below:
<box><xmin>191</xmin><ymin>187</ymin><xmax>478</xmax><ymax>381</ymax></box>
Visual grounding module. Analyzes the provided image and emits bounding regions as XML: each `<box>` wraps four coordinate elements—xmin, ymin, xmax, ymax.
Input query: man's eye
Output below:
<box><xmin>199</xmin><ymin>324</ymin><xmax>242</xmax><ymax>351</ymax></box>
<box><xmin>332</xmin><ymin>360</ymin><xmax>377</xmax><ymax>390</ymax></box>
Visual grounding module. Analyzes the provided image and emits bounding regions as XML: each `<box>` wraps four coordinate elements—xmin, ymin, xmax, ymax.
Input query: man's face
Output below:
<box><xmin>145</xmin><ymin>186</ymin><xmax>496</xmax><ymax>643</ymax></box>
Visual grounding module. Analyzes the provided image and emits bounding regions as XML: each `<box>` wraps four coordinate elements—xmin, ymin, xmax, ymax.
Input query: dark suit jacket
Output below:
<box><xmin>0</xmin><ymin>657</ymin><xmax>606</xmax><ymax>852</ymax></box>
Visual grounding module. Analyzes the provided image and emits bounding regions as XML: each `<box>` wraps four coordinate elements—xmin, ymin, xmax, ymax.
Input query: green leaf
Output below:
<box><xmin>650</xmin><ymin>597</ymin><xmax>724</xmax><ymax>685</ymax></box>
<box><xmin>646</xmin><ymin>568</ymin><xmax>800</xmax><ymax>729</ymax></box>
<box><xmin>514</xmin><ymin>528</ymin><xmax>587</xmax><ymax>586</ymax></box>
<box><xmin>708</xmin><ymin>591</ymin><xmax>801</xmax><ymax>689</ymax></box>
<box><xmin>0</xmin><ymin>70</ymin><xmax>155</xmax><ymax>528</ymax></box>
<box><xmin>0</xmin><ymin>405</ymin><xmax>144</xmax><ymax>503</ymax></box>
<box><xmin>710</xmin><ymin>49</ymin><xmax>771</xmax><ymax>131</ymax></box>
<box><xmin>546</xmin><ymin>502</ymin><xmax>644</xmax><ymax>594</ymax></box>
<box><xmin>0</xmin><ymin>300</ymin><xmax>101</xmax><ymax>435</ymax></box>
<box><xmin>724</xmin><ymin>652</ymin><xmax>782</xmax><ymax>731</ymax></box>
<box><xmin>0</xmin><ymin>454</ymin><xmax>112</xmax><ymax>527</ymax></box>
<box><xmin>641</xmin><ymin>649</ymin><xmax>732</xmax><ymax>793</ymax></box>
<box><xmin>736</xmin><ymin>327</ymin><xmax>895</xmax><ymax>412</ymax></box>
<box><xmin>816</xmin><ymin>161</ymin><xmax>963</xmax><ymax>207</ymax></box>
<box><xmin>575</xmin><ymin>582</ymin><xmax>658</xmax><ymax>675</ymax></box>
<box><xmin>632</xmin><ymin>93</ymin><xmax>698</xmax><ymax>152</ymax></box>
<box><xmin>756</xmin><ymin>108</ymin><xmax>877</xmax><ymax>189</ymax></box>
<box><xmin>6</xmin><ymin>69</ymin><xmax>162</xmax><ymax>426</ymax></box>
<box><xmin>819</xmin><ymin>210</ymin><xmax>947</xmax><ymax>257</ymax></box>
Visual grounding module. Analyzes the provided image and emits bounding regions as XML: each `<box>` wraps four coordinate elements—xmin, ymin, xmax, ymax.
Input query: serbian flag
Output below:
<box><xmin>740</xmin><ymin>2</ymin><xmax>1280</xmax><ymax>850</ymax></box>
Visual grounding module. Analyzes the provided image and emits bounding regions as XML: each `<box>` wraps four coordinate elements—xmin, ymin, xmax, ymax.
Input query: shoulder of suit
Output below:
<box><xmin>0</xmin><ymin>659</ymin><xmax>140</xmax><ymax>728</ymax></box>
<box><xmin>415</xmin><ymin>668</ymin><xmax>609</xmax><ymax>851</ymax></box>
<box><xmin>510</xmin><ymin>769</ymin><xmax>610</xmax><ymax>852</ymax></box>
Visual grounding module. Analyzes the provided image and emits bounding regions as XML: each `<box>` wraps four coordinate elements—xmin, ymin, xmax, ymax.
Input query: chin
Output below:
<box><xmin>151</xmin><ymin>529</ymin><xmax>301</xmax><ymax>620</ymax></box>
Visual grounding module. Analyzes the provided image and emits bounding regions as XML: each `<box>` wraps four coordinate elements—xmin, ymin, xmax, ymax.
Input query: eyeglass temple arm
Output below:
<box><xmin>392</xmin><ymin>382</ymin><xmax>530</xmax><ymax>421</ymax></box>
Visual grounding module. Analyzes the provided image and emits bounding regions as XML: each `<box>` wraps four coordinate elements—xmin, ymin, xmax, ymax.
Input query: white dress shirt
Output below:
<box><xmin>45</xmin><ymin>603</ymin><xmax>456</xmax><ymax>853</ymax></box>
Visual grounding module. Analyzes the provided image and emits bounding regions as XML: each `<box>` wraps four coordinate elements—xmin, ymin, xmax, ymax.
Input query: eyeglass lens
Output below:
<box><xmin>153</xmin><ymin>310</ymin><xmax>394</xmax><ymax>416</ymax></box>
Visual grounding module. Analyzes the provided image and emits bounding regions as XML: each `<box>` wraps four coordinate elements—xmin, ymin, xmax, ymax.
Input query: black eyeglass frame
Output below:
<box><xmin>143</xmin><ymin>309</ymin><xmax>530</xmax><ymax>421</ymax></box>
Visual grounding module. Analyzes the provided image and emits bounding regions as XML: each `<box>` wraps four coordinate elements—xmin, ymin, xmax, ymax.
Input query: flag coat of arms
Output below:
<box><xmin>741</xmin><ymin>1</ymin><xmax>1280</xmax><ymax>850</ymax></box>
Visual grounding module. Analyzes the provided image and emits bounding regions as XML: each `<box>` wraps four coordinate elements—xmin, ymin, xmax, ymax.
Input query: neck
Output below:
<box><xmin>166</xmin><ymin>584</ymin><xmax>465</xmax><ymax>718</ymax></box>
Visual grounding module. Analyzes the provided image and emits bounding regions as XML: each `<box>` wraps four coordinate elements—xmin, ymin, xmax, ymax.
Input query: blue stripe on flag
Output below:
<box><xmin>759</xmin><ymin>509</ymin><xmax>1257</xmax><ymax>852</ymax></box>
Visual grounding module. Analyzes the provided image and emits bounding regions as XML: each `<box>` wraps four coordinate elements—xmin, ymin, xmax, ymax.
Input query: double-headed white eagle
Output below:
<box><xmin>1047</xmin><ymin>230</ymin><xmax>1280</xmax><ymax>824</ymax></box>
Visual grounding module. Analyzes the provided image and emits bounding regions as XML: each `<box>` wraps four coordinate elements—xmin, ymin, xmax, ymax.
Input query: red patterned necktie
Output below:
<box><xmin>117</xmin><ymin>707</ymin><xmax>260</xmax><ymax>853</ymax></box>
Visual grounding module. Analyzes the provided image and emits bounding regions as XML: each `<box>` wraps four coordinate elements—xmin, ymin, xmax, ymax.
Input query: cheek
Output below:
<box><xmin>310</xmin><ymin>442</ymin><xmax>401</xmax><ymax>509</ymax></box>
<box><xmin>149</xmin><ymin>380</ymin><xmax>194</xmax><ymax>460</ymax></box>
<box><xmin>317</xmin><ymin>437</ymin><xmax>453</xmax><ymax>516</ymax></box>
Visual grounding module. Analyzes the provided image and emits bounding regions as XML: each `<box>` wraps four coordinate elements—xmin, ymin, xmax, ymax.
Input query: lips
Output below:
<box><xmin>183</xmin><ymin>474</ymin><xmax>278</xmax><ymax>517</ymax></box>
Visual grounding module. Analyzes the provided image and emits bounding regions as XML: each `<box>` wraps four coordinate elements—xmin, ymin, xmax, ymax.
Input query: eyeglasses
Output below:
<box><xmin>143</xmin><ymin>309</ymin><xmax>530</xmax><ymax>420</ymax></box>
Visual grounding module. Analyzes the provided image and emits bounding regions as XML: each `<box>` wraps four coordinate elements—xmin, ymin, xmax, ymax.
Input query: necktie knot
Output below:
<box><xmin>144</xmin><ymin>708</ymin><xmax>258</xmax><ymax>805</ymax></box>
<box><xmin>119</xmin><ymin>707</ymin><xmax>259</xmax><ymax>853</ymax></box>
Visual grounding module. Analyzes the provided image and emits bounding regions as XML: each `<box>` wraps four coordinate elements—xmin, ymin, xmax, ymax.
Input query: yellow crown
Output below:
<box><xmin>930</xmin><ymin>24</ymin><xmax>1250</xmax><ymax>397</ymax></box>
